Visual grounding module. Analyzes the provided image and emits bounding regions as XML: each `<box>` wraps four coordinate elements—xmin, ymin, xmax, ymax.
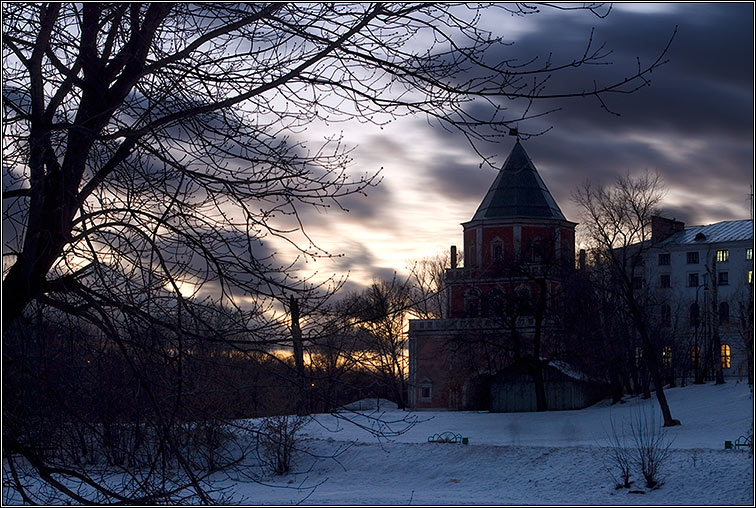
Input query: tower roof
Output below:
<box><xmin>471</xmin><ymin>140</ymin><xmax>566</xmax><ymax>221</ymax></box>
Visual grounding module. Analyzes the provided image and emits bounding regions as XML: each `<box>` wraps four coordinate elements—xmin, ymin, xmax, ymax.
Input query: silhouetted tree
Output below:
<box><xmin>573</xmin><ymin>170</ymin><xmax>681</xmax><ymax>427</ymax></box>
<box><xmin>3</xmin><ymin>3</ymin><xmax>675</xmax><ymax>502</ymax></box>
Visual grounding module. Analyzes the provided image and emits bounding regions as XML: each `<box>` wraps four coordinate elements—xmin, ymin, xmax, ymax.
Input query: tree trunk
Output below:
<box><xmin>290</xmin><ymin>297</ymin><xmax>307</xmax><ymax>416</ymax></box>
<box><xmin>629</xmin><ymin>297</ymin><xmax>680</xmax><ymax>426</ymax></box>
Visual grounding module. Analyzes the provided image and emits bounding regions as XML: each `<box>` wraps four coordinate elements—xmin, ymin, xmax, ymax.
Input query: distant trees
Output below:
<box><xmin>573</xmin><ymin>171</ymin><xmax>680</xmax><ymax>427</ymax></box>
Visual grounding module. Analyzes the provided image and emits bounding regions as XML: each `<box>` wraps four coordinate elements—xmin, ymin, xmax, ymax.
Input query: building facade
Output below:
<box><xmin>408</xmin><ymin>141</ymin><xmax>577</xmax><ymax>410</ymax></box>
<box><xmin>642</xmin><ymin>216</ymin><xmax>754</xmax><ymax>382</ymax></box>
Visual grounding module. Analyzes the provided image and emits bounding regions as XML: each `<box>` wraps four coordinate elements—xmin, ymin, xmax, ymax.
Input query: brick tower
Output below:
<box><xmin>408</xmin><ymin>140</ymin><xmax>576</xmax><ymax>410</ymax></box>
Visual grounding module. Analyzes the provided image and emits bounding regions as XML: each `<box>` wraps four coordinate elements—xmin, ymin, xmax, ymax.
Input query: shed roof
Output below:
<box><xmin>656</xmin><ymin>219</ymin><xmax>753</xmax><ymax>246</ymax></box>
<box><xmin>471</xmin><ymin>140</ymin><xmax>566</xmax><ymax>221</ymax></box>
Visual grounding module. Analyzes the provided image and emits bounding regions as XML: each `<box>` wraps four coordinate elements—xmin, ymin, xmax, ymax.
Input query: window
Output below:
<box><xmin>419</xmin><ymin>379</ymin><xmax>433</xmax><ymax>401</ymax></box>
<box><xmin>488</xmin><ymin>288</ymin><xmax>505</xmax><ymax>318</ymax></box>
<box><xmin>660</xmin><ymin>274</ymin><xmax>671</xmax><ymax>289</ymax></box>
<box><xmin>747</xmin><ymin>248</ymin><xmax>753</xmax><ymax>260</ymax></box>
<box><xmin>716</xmin><ymin>250</ymin><xmax>729</xmax><ymax>263</ymax></box>
<box><xmin>721</xmin><ymin>344</ymin><xmax>731</xmax><ymax>369</ymax></box>
<box><xmin>749</xmin><ymin>270</ymin><xmax>753</xmax><ymax>285</ymax></box>
<box><xmin>689</xmin><ymin>302</ymin><xmax>700</xmax><ymax>327</ymax></box>
<box><xmin>717</xmin><ymin>272</ymin><xmax>729</xmax><ymax>286</ymax></box>
<box><xmin>658</xmin><ymin>253</ymin><xmax>670</xmax><ymax>266</ymax></box>
<box><xmin>719</xmin><ymin>301</ymin><xmax>730</xmax><ymax>324</ymax></box>
<box><xmin>691</xmin><ymin>346</ymin><xmax>701</xmax><ymax>369</ymax></box>
<box><xmin>492</xmin><ymin>242</ymin><xmax>503</xmax><ymax>262</ymax></box>
<box><xmin>687</xmin><ymin>251</ymin><xmax>699</xmax><ymax>264</ymax></box>
<box><xmin>688</xmin><ymin>273</ymin><xmax>699</xmax><ymax>288</ymax></box>
<box><xmin>662</xmin><ymin>346</ymin><xmax>672</xmax><ymax>367</ymax></box>
<box><xmin>464</xmin><ymin>289</ymin><xmax>481</xmax><ymax>317</ymax></box>
<box><xmin>660</xmin><ymin>304</ymin><xmax>671</xmax><ymax>327</ymax></box>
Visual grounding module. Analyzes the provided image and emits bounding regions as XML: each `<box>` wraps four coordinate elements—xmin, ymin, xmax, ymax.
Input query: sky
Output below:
<box><xmin>289</xmin><ymin>2</ymin><xmax>754</xmax><ymax>292</ymax></box>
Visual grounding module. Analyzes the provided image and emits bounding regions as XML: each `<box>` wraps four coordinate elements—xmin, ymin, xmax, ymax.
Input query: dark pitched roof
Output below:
<box><xmin>471</xmin><ymin>140</ymin><xmax>566</xmax><ymax>221</ymax></box>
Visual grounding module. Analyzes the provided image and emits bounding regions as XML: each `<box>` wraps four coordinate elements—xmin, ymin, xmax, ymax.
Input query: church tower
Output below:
<box><xmin>409</xmin><ymin>141</ymin><xmax>577</xmax><ymax>410</ymax></box>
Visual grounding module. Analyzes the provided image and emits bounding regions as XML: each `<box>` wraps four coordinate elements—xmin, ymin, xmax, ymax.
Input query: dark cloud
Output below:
<box><xmin>417</xmin><ymin>3</ymin><xmax>753</xmax><ymax>228</ymax></box>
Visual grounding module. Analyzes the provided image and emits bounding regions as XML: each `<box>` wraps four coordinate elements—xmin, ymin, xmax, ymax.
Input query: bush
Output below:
<box><xmin>256</xmin><ymin>415</ymin><xmax>307</xmax><ymax>475</ymax></box>
<box><xmin>605</xmin><ymin>408</ymin><xmax>674</xmax><ymax>490</ymax></box>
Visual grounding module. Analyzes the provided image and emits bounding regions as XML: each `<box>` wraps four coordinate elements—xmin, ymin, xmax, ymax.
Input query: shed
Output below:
<box><xmin>489</xmin><ymin>361</ymin><xmax>609</xmax><ymax>412</ymax></box>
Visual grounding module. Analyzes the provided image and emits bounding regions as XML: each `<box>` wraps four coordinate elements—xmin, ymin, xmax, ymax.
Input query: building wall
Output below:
<box><xmin>643</xmin><ymin>237</ymin><xmax>753</xmax><ymax>379</ymax></box>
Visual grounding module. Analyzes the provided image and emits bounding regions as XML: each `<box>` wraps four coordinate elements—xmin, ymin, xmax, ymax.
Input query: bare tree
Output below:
<box><xmin>3</xmin><ymin>3</ymin><xmax>675</xmax><ymax>502</ymax></box>
<box><xmin>573</xmin><ymin>170</ymin><xmax>680</xmax><ymax>426</ymax></box>
<box><xmin>345</xmin><ymin>275</ymin><xmax>414</xmax><ymax>409</ymax></box>
<box><xmin>407</xmin><ymin>249</ymin><xmax>462</xmax><ymax>320</ymax></box>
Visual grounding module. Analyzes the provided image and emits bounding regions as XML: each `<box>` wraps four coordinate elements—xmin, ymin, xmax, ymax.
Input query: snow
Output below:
<box><xmin>226</xmin><ymin>381</ymin><xmax>754</xmax><ymax>505</ymax></box>
<box><xmin>4</xmin><ymin>381</ymin><xmax>754</xmax><ymax>505</ymax></box>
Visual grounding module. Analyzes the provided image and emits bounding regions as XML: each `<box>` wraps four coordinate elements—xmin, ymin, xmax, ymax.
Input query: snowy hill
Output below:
<box><xmin>228</xmin><ymin>381</ymin><xmax>754</xmax><ymax>505</ymax></box>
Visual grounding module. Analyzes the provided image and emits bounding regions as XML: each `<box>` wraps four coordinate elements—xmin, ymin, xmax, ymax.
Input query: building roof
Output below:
<box><xmin>656</xmin><ymin>219</ymin><xmax>753</xmax><ymax>246</ymax></box>
<box><xmin>470</xmin><ymin>140</ymin><xmax>566</xmax><ymax>221</ymax></box>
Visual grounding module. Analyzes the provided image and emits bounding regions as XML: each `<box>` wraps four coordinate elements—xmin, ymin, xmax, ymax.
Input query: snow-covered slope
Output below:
<box><xmin>228</xmin><ymin>381</ymin><xmax>754</xmax><ymax>505</ymax></box>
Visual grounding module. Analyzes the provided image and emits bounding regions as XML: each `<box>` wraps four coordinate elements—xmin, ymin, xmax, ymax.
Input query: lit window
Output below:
<box><xmin>718</xmin><ymin>272</ymin><xmax>729</xmax><ymax>286</ymax></box>
<box><xmin>658</xmin><ymin>253</ymin><xmax>670</xmax><ymax>266</ymax></box>
<box><xmin>691</xmin><ymin>346</ymin><xmax>701</xmax><ymax>368</ymax></box>
<box><xmin>660</xmin><ymin>274</ymin><xmax>671</xmax><ymax>288</ymax></box>
<box><xmin>688</xmin><ymin>273</ymin><xmax>699</xmax><ymax>288</ymax></box>
<box><xmin>721</xmin><ymin>344</ymin><xmax>731</xmax><ymax>369</ymax></box>
<box><xmin>749</xmin><ymin>270</ymin><xmax>753</xmax><ymax>285</ymax></box>
<box><xmin>747</xmin><ymin>248</ymin><xmax>753</xmax><ymax>260</ymax></box>
<box><xmin>716</xmin><ymin>250</ymin><xmax>729</xmax><ymax>263</ymax></box>
<box><xmin>687</xmin><ymin>252</ymin><xmax>699</xmax><ymax>264</ymax></box>
<box><xmin>662</xmin><ymin>346</ymin><xmax>672</xmax><ymax>367</ymax></box>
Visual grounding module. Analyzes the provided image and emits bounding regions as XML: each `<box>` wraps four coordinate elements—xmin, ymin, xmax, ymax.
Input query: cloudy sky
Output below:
<box><xmin>284</xmin><ymin>2</ymin><xmax>753</xmax><ymax>291</ymax></box>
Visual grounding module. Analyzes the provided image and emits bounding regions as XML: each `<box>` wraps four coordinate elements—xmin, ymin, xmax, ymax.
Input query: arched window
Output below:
<box><xmin>721</xmin><ymin>344</ymin><xmax>731</xmax><ymax>369</ymax></box>
<box><xmin>689</xmin><ymin>302</ymin><xmax>700</xmax><ymax>328</ymax></box>
<box><xmin>719</xmin><ymin>301</ymin><xmax>730</xmax><ymax>324</ymax></box>
<box><xmin>464</xmin><ymin>288</ymin><xmax>481</xmax><ymax>317</ymax></box>
<box><xmin>488</xmin><ymin>288</ymin><xmax>506</xmax><ymax>318</ymax></box>
<box><xmin>491</xmin><ymin>239</ymin><xmax>504</xmax><ymax>263</ymax></box>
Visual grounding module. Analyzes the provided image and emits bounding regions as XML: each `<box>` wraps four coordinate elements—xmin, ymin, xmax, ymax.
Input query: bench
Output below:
<box><xmin>428</xmin><ymin>431</ymin><xmax>467</xmax><ymax>444</ymax></box>
<box><xmin>725</xmin><ymin>434</ymin><xmax>752</xmax><ymax>450</ymax></box>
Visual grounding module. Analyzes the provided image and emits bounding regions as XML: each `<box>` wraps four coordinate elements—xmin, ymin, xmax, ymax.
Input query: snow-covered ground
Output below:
<box><xmin>4</xmin><ymin>381</ymin><xmax>754</xmax><ymax>505</ymax></box>
<box><xmin>226</xmin><ymin>381</ymin><xmax>754</xmax><ymax>505</ymax></box>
